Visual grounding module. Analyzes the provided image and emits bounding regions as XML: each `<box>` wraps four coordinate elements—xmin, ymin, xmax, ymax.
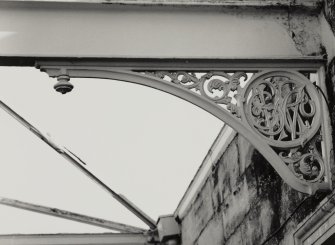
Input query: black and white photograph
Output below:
<box><xmin>0</xmin><ymin>0</ymin><xmax>334</xmax><ymax>244</ymax></box>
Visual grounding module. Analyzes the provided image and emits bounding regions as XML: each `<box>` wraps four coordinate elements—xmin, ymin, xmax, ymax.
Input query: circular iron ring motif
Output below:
<box><xmin>240</xmin><ymin>71</ymin><xmax>321</xmax><ymax>149</ymax></box>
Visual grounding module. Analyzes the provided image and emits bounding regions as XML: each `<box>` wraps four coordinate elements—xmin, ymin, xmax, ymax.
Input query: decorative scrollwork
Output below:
<box><xmin>143</xmin><ymin>69</ymin><xmax>327</xmax><ymax>187</ymax></box>
<box><xmin>145</xmin><ymin>71</ymin><xmax>247</xmax><ymax>117</ymax></box>
<box><xmin>279</xmin><ymin>135</ymin><xmax>324</xmax><ymax>182</ymax></box>
<box><xmin>240</xmin><ymin>71</ymin><xmax>322</xmax><ymax>149</ymax></box>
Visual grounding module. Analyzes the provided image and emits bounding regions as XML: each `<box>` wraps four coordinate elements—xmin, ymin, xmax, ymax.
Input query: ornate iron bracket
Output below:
<box><xmin>38</xmin><ymin>64</ymin><xmax>332</xmax><ymax>195</ymax></box>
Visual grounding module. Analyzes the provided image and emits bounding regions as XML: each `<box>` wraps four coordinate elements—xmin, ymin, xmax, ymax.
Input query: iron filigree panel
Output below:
<box><xmin>143</xmin><ymin>70</ymin><xmax>328</xmax><ymax>188</ymax></box>
<box><xmin>240</xmin><ymin>71</ymin><xmax>321</xmax><ymax>148</ymax></box>
<box><xmin>144</xmin><ymin>71</ymin><xmax>247</xmax><ymax>117</ymax></box>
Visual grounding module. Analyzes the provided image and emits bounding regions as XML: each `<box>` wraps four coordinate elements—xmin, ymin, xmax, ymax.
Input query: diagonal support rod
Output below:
<box><xmin>0</xmin><ymin>233</ymin><xmax>150</xmax><ymax>245</ymax></box>
<box><xmin>0</xmin><ymin>100</ymin><xmax>157</xmax><ymax>230</ymax></box>
<box><xmin>0</xmin><ymin>197</ymin><xmax>146</xmax><ymax>233</ymax></box>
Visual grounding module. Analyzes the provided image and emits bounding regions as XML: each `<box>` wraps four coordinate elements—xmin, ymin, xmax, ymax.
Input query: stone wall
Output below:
<box><xmin>180</xmin><ymin>135</ymin><xmax>327</xmax><ymax>245</ymax></box>
<box><xmin>325</xmin><ymin>0</ymin><xmax>335</xmax><ymax>34</ymax></box>
<box><xmin>179</xmin><ymin>3</ymin><xmax>335</xmax><ymax>244</ymax></box>
<box><xmin>324</xmin><ymin>0</ymin><xmax>335</xmax><ymax>181</ymax></box>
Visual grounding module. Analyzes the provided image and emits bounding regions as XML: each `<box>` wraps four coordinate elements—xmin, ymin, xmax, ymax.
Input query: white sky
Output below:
<box><xmin>0</xmin><ymin>67</ymin><xmax>222</xmax><ymax>234</ymax></box>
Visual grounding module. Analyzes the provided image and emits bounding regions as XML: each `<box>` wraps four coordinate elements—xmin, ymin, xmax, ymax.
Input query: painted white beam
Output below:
<box><xmin>0</xmin><ymin>233</ymin><xmax>151</xmax><ymax>245</ymax></box>
<box><xmin>0</xmin><ymin>0</ymin><xmax>323</xmax><ymax>7</ymax></box>
<box><xmin>0</xmin><ymin>1</ymin><xmax>313</xmax><ymax>59</ymax></box>
<box><xmin>0</xmin><ymin>197</ymin><xmax>146</xmax><ymax>233</ymax></box>
<box><xmin>0</xmin><ymin>0</ymin><xmax>322</xmax><ymax>7</ymax></box>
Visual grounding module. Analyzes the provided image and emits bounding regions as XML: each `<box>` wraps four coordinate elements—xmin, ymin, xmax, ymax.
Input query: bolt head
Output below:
<box><xmin>54</xmin><ymin>76</ymin><xmax>73</xmax><ymax>94</ymax></box>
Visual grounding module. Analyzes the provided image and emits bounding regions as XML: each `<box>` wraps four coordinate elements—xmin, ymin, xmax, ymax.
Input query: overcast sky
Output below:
<box><xmin>0</xmin><ymin>67</ymin><xmax>222</xmax><ymax>234</ymax></box>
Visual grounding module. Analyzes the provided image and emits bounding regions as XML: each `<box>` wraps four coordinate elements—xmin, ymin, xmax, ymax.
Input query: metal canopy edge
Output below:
<box><xmin>0</xmin><ymin>56</ymin><xmax>325</xmax><ymax>69</ymax></box>
<box><xmin>0</xmin><ymin>0</ymin><xmax>322</xmax><ymax>8</ymax></box>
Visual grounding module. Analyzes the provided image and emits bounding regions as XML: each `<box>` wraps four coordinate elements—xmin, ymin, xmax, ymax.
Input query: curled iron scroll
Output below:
<box><xmin>239</xmin><ymin>71</ymin><xmax>324</xmax><ymax>183</ymax></box>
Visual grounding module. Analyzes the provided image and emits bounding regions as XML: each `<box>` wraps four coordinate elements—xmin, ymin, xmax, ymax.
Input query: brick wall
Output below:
<box><xmin>180</xmin><ymin>135</ymin><xmax>326</xmax><ymax>245</ymax></box>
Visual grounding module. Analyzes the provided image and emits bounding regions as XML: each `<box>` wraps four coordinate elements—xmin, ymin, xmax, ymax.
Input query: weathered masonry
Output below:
<box><xmin>0</xmin><ymin>0</ymin><xmax>335</xmax><ymax>244</ymax></box>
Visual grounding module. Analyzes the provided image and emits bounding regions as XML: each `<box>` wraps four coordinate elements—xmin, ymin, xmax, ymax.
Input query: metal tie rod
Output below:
<box><xmin>0</xmin><ymin>100</ymin><xmax>157</xmax><ymax>229</ymax></box>
<box><xmin>0</xmin><ymin>196</ymin><xmax>146</xmax><ymax>233</ymax></box>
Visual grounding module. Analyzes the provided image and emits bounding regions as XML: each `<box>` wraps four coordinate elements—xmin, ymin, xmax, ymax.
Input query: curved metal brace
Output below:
<box><xmin>40</xmin><ymin>66</ymin><xmax>330</xmax><ymax>194</ymax></box>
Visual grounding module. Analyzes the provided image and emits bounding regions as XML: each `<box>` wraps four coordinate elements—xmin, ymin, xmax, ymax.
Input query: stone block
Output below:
<box><xmin>181</xmin><ymin>179</ymin><xmax>214</xmax><ymax>245</ymax></box>
<box><xmin>196</xmin><ymin>215</ymin><xmax>224</xmax><ymax>245</ymax></box>
<box><xmin>237</xmin><ymin>135</ymin><xmax>254</xmax><ymax>173</ymax></box>
<box><xmin>222</xmin><ymin>177</ymin><xmax>254</xmax><ymax>241</ymax></box>
<box><xmin>325</xmin><ymin>0</ymin><xmax>335</xmax><ymax>34</ymax></box>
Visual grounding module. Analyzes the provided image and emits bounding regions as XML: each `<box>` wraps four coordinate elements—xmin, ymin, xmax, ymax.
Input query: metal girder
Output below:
<box><xmin>0</xmin><ymin>233</ymin><xmax>152</xmax><ymax>245</ymax></box>
<box><xmin>0</xmin><ymin>57</ymin><xmax>325</xmax><ymax>68</ymax></box>
<box><xmin>0</xmin><ymin>100</ymin><xmax>156</xmax><ymax>229</ymax></box>
<box><xmin>0</xmin><ymin>197</ymin><xmax>146</xmax><ymax>233</ymax></box>
<box><xmin>0</xmin><ymin>0</ymin><xmax>322</xmax><ymax>8</ymax></box>
<box><xmin>37</xmin><ymin>63</ymin><xmax>332</xmax><ymax>195</ymax></box>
